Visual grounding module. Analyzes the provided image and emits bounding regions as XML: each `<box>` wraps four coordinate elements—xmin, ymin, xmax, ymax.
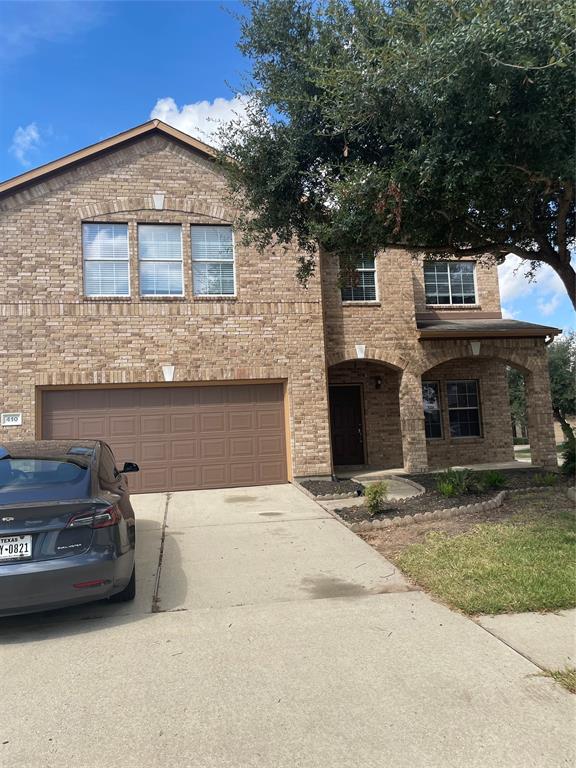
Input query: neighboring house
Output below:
<box><xmin>0</xmin><ymin>120</ymin><xmax>560</xmax><ymax>492</ymax></box>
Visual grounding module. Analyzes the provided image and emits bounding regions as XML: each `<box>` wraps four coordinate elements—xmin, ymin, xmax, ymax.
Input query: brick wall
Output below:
<box><xmin>0</xmin><ymin>134</ymin><xmax>332</xmax><ymax>477</ymax></box>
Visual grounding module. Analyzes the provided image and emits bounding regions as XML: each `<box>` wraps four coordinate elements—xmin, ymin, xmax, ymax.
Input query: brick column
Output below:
<box><xmin>399</xmin><ymin>369</ymin><xmax>428</xmax><ymax>472</ymax></box>
<box><xmin>525</xmin><ymin>360</ymin><xmax>558</xmax><ymax>470</ymax></box>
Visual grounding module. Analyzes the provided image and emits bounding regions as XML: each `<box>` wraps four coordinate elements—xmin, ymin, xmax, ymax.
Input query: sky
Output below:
<box><xmin>0</xmin><ymin>0</ymin><xmax>573</xmax><ymax>333</ymax></box>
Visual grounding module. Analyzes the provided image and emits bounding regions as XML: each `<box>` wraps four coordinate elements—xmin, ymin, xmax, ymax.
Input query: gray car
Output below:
<box><xmin>0</xmin><ymin>440</ymin><xmax>139</xmax><ymax>617</ymax></box>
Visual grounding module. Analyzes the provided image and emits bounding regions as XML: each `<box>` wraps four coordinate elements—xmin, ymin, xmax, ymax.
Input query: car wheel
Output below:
<box><xmin>109</xmin><ymin>566</ymin><xmax>136</xmax><ymax>602</ymax></box>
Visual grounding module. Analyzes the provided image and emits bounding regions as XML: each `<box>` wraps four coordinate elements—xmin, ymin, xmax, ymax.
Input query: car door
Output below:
<box><xmin>98</xmin><ymin>442</ymin><xmax>135</xmax><ymax>549</ymax></box>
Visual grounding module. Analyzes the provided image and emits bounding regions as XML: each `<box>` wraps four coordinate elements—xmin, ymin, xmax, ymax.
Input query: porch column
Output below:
<box><xmin>399</xmin><ymin>369</ymin><xmax>428</xmax><ymax>472</ymax></box>
<box><xmin>525</xmin><ymin>359</ymin><xmax>558</xmax><ymax>470</ymax></box>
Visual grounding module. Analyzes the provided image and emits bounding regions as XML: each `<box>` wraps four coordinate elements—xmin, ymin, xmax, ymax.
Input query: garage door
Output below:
<box><xmin>41</xmin><ymin>384</ymin><xmax>288</xmax><ymax>493</ymax></box>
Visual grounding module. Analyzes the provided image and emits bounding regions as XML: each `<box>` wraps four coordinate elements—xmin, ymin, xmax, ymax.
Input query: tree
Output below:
<box><xmin>507</xmin><ymin>367</ymin><xmax>527</xmax><ymax>439</ymax></box>
<box><xmin>547</xmin><ymin>331</ymin><xmax>576</xmax><ymax>441</ymax></box>
<box><xmin>221</xmin><ymin>0</ymin><xmax>576</xmax><ymax>305</ymax></box>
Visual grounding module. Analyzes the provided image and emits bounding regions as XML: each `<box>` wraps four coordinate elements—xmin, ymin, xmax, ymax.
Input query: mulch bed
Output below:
<box><xmin>299</xmin><ymin>478</ymin><xmax>364</xmax><ymax>497</ymax></box>
<box><xmin>333</xmin><ymin>468</ymin><xmax>568</xmax><ymax>525</ymax></box>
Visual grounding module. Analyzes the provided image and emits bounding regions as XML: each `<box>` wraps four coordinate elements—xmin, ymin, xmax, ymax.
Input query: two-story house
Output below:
<box><xmin>0</xmin><ymin>120</ymin><xmax>560</xmax><ymax>492</ymax></box>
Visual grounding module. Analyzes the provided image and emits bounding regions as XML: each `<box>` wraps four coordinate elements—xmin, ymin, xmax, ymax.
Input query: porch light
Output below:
<box><xmin>470</xmin><ymin>341</ymin><xmax>481</xmax><ymax>356</ymax></box>
<box><xmin>374</xmin><ymin>376</ymin><xmax>382</xmax><ymax>390</ymax></box>
<box><xmin>162</xmin><ymin>364</ymin><xmax>175</xmax><ymax>382</ymax></box>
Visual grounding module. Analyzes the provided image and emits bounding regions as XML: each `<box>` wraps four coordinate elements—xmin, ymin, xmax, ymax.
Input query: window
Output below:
<box><xmin>447</xmin><ymin>380</ymin><xmax>482</xmax><ymax>437</ymax></box>
<box><xmin>191</xmin><ymin>226</ymin><xmax>235</xmax><ymax>296</ymax></box>
<box><xmin>424</xmin><ymin>262</ymin><xmax>476</xmax><ymax>304</ymax></box>
<box><xmin>422</xmin><ymin>382</ymin><xmax>442</xmax><ymax>439</ymax></box>
<box><xmin>83</xmin><ymin>223</ymin><xmax>129</xmax><ymax>297</ymax></box>
<box><xmin>138</xmin><ymin>224</ymin><xmax>183</xmax><ymax>296</ymax></box>
<box><xmin>341</xmin><ymin>255</ymin><xmax>377</xmax><ymax>302</ymax></box>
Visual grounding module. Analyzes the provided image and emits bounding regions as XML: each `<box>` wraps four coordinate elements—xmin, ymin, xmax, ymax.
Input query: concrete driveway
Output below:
<box><xmin>0</xmin><ymin>484</ymin><xmax>574</xmax><ymax>767</ymax></box>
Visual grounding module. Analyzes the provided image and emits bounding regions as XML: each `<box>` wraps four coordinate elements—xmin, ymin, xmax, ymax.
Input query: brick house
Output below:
<box><xmin>0</xmin><ymin>120</ymin><xmax>560</xmax><ymax>492</ymax></box>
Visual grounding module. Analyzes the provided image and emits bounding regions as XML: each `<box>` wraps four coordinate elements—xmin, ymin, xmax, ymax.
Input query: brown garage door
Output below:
<box><xmin>41</xmin><ymin>384</ymin><xmax>288</xmax><ymax>493</ymax></box>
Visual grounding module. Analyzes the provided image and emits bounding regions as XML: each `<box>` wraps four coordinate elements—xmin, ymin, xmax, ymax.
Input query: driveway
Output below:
<box><xmin>1</xmin><ymin>484</ymin><xmax>574</xmax><ymax>767</ymax></box>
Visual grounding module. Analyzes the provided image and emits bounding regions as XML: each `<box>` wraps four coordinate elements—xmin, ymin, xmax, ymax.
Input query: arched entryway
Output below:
<box><xmin>328</xmin><ymin>358</ymin><xmax>403</xmax><ymax>469</ymax></box>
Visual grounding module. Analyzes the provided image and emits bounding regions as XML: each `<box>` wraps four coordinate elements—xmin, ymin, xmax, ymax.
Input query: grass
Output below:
<box><xmin>395</xmin><ymin>505</ymin><xmax>576</xmax><ymax>615</ymax></box>
<box><xmin>542</xmin><ymin>668</ymin><xmax>576</xmax><ymax>694</ymax></box>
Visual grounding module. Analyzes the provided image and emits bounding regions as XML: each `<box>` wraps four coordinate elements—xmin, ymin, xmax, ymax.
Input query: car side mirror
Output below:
<box><xmin>121</xmin><ymin>461</ymin><xmax>140</xmax><ymax>474</ymax></box>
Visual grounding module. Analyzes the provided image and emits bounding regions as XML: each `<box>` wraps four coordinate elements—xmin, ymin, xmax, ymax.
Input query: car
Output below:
<box><xmin>0</xmin><ymin>440</ymin><xmax>139</xmax><ymax>617</ymax></box>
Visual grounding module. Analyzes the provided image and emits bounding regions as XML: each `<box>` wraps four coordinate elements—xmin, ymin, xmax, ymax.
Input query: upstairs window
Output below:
<box><xmin>422</xmin><ymin>381</ymin><xmax>442</xmax><ymax>439</ymax></box>
<box><xmin>83</xmin><ymin>223</ymin><xmax>129</xmax><ymax>297</ymax></box>
<box><xmin>191</xmin><ymin>226</ymin><xmax>235</xmax><ymax>296</ymax></box>
<box><xmin>340</xmin><ymin>255</ymin><xmax>377</xmax><ymax>302</ymax></box>
<box><xmin>447</xmin><ymin>380</ymin><xmax>482</xmax><ymax>437</ymax></box>
<box><xmin>138</xmin><ymin>224</ymin><xmax>183</xmax><ymax>296</ymax></box>
<box><xmin>424</xmin><ymin>262</ymin><xmax>476</xmax><ymax>305</ymax></box>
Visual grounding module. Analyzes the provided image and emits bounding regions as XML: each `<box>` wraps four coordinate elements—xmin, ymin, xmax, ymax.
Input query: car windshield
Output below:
<box><xmin>0</xmin><ymin>458</ymin><xmax>90</xmax><ymax>501</ymax></box>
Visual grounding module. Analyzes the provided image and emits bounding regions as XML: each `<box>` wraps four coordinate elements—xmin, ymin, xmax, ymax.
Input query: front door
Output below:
<box><xmin>329</xmin><ymin>385</ymin><xmax>365</xmax><ymax>465</ymax></box>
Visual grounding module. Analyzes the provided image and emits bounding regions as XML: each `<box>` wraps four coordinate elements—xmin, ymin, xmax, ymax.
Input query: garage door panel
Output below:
<box><xmin>229</xmin><ymin>411</ymin><xmax>254</xmax><ymax>431</ymax></box>
<box><xmin>170</xmin><ymin>413</ymin><xmax>198</xmax><ymax>433</ymax></box>
<box><xmin>200</xmin><ymin>412</ymin><xmax>226</xmax><ymax>433</ymax></box>
<box><xmin>229</xmin><ymin>436</ymin><xmax>256</xmax><ymax>458</ymax></box>
<box><xmin>256</xmin><ymin>410</ymin><xmax>283</xmax><ymax>430</ymax></box>
<box><xmin>140</xmin><ymin>441</ymin><xmax>170</xmax><ymax>462</ymax></box>
<box><xmin>230</xmin><ymin>463</ymin><xmax>257</xmax><ymax>485</ymax></box>
<box><xmin>171</xmin><ymin>440</ymin><xmax>198</xmax><ymax>460</ymax></box>
<box><xmin>140</xmin><ymin>414</ymin><xmax>168</xmax><ymax>435</ymax></box>
<box><xmin>42</xmin><ymin>383</ymin><xmax>287</xmax><ymax>492</ymax></box>
<box><xmin>77</xmin><ymin>416</ymin><xmax>107</xmax><ymax>438</ymax></box>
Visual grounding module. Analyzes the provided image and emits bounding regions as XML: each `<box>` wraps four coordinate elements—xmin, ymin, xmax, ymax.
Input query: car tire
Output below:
<box><xmin>109</xmin><ymin>566</ymin><xmax>136</xmax><ymax>603</ymax></box>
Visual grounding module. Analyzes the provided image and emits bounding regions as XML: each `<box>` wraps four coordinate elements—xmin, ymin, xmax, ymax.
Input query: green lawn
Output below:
<box><xmin>395</xmin><ymin>502</ymin><xmax>576</xmax><ymax>615</ymax></box>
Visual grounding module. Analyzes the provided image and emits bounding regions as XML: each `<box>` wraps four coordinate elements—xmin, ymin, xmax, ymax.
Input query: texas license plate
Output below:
<box><xmin>0</xmin><ymin>535</ymin><xmax>33</xmax><ymax>560</ymax></box>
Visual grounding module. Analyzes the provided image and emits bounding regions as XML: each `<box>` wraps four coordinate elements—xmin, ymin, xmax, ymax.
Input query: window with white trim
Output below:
<box><xmin>138</xmin><ymin>224</ymin><xmax>183</xmax><ymax>296</ymax></box>
<box><xmin>191</xmin><ymin>226</ymin><xmax>235</xmax><ymax>296</ymax></box>
<box><xmin>447</xmin><ymin>380</ymin><xmax>482</xmax><ymax>437</ymax></box>
<box><xmin>83</xmin><ymin>223</ymin><xmax>129</xmax><ymax>297</ymax></box>
<box><xmin>424</xmin><ymin>262</ymin><xmax>476</xmax><ymax>304</ymax></box>
<box><xmin>340</xmin><ymin>255</ymin><xmax>377</xmax><ymax>302</ymax></box>
<box><xmin>422</xmin><ymin>381</ymin><xmax>442</xmax><ymax>439</ymax></box>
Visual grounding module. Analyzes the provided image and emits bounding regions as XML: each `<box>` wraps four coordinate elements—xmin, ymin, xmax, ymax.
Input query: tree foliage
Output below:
<box><xmin>547</xmin><ymin>331</ymin><xmax>576</xmax><ymax>440</ymax></box>
<box><xmin>221</xmin><ymin>0</ymin><xmax>575</xmax><ymax>303</ymax></box>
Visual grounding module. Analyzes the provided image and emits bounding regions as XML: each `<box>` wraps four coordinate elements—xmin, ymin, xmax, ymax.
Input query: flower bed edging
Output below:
<box><xmin>347</xmin><ymin>491</ymin><xmax>508</xmax><ymax>533</ymax></box>
<box><xmin>291</xmin><ymin>479</ymin><xmax>359</xmax><ymax>501</ymax></box>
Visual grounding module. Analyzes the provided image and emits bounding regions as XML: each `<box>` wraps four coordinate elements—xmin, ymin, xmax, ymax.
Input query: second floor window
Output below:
<box><xmin>191</xmin><ymin>226</ymin><xmax>235</xmax><ymax>296</ymax></box>
<box><xmin>83</xmin><ymin>223</ymin><xmax>129</xmax><ymax>297</ymax></box>
<box><xmin>341</xmin><ymin>255</ymin><xmax>377</xmax><ymax>302</ymax></box>
<box><xmin>424</xmin><ymin>262</ymin><xmax>476</xmax><ymax>305</ymax></box>
<box><xmin>138</xmin><ymin>224</ymin><xmax>183</xmax><ymax>296</ymax></box>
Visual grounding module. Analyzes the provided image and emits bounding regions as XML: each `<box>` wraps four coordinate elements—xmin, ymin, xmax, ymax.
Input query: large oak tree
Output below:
<box><xmin>221</xmin><ymin>0</ymin><xmax>576</xmax><ymax>306</ymax></box>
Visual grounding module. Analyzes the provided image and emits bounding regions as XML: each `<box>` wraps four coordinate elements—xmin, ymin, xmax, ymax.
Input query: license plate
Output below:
<box><xmin>0</xmin><ymin>535</ymin><xmax>33</xmax><ymax>561</ymax></box>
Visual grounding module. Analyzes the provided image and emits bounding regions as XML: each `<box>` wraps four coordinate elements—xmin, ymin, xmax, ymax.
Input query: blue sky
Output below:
<box><xmin>1</xmin><ymin>0</ymin><xmax>573</xmax><ymax>333</ymax></box>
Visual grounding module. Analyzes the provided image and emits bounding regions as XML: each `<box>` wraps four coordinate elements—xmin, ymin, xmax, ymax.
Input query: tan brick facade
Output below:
<box><xmin>0</xmin><ymin>125</ymin><xmax>559</xmax><ymax>479</ymax></box>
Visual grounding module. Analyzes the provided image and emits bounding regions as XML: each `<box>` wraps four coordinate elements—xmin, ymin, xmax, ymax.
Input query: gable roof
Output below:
<box><xmin>0</xmin><ymin>120</ymin><xmax>218</xmax><ymax>198</ymax></box>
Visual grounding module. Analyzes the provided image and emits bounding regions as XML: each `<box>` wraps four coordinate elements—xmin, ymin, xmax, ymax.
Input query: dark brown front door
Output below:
<box><xmin>42</xmin><ymin>383</ymin><xmax>288</xmax><ymax>493</ymax></box>
<box><xmin>329</xmin><ymin>385</ymin><xmax>365</xmax><ymax>465</ymax></box>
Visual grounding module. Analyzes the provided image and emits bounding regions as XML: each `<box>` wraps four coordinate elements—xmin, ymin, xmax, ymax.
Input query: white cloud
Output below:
<box><xmin>501</xmin><ymin>305</ymin><xmax>518</xmax><ymax>319</ymax></box>
<box><xmin>150</xmin><ymin>95</ymin><xmax>250</xmax><ymax>147</ymax></box>
<box><xmin>497</xmin><ymin>254</ymin><xmax>567</xmax><ymax>304</ymax></box>
<box><xmin>9</xmin><ymin>123</ymin><xmax>41</xmax><ymax>166</ymax></box>
<box><xmin>537</xmin><ymin>294</ymin><xmax>561</xmax><ymax>317</ymax></box>
<box><xmin>0</xmin><ymin>2</ymin><xmax>105</xmax><ymax>62</ymax></box>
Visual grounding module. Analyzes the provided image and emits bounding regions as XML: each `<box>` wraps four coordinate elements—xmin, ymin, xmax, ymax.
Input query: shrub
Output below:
<box><xmin>435</xmin><ymin>469</ymin><xmax>480</xmax><ymax>497</ymax></box>
<box><xmin>533</xmin><ymin>472</ymin><xmax>558</xmax><ymax>487</ymax></box>
<box><xmin>479</xmin><ymin>470</ymin><xmax>507</xmax><ymax>491</ymax></box>
<box><xmin>364</xmin><ymin>481</ymin><xmax>388</xmax><ymax>515</ymax></box>
<box><xmin>560</xmin><ymin>438</ymin><xmax>575</xmax><ymax>478</ymax></box>
<box><xmin>513</xmin><ymin>436</ymin><xmax>529</xmax><ymax>445</ymax></box>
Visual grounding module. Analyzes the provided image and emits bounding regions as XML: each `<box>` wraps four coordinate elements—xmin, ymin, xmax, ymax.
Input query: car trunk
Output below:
<box><xmin>0</xmin><ymin>500</ymin><xmax>107</xmax><ymax>562</ymax></box>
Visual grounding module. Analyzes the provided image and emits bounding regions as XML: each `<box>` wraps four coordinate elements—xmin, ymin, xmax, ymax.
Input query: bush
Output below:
<box><xmin>561</xmin><ymin>438</ymin><xmax>575</xmax><ymax>478</ymax></box>
<box><xmin>513</xmin><ymin>436</ymin><xmax>529</xmax><ymax>445</ymax></box>
<box><xmin>435</xmin><ymin>469</ymin><xmax>480</xmax><ymax>497</ymax></box>
<box><xmin>533</xmin><ymin>472</ymin><xmax>558</xmax><ymax>487</ymax></box>
<box><xmin>364</xmin><ymin>481</ymin><xmax>388</xmax><ymax>515</ymax></box>
<box><xmin>478</xmin><ymin>470</ymin><xmax>507</xmax><ymax>491</ymax></box>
